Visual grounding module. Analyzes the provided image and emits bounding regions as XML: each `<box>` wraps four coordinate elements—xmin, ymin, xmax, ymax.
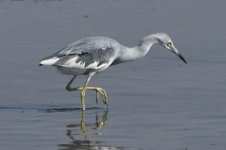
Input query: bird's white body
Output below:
<box><xmin>40</xmin><ymin>32</ymin><xmax>187</xmax><ymax>77</ymax></box>
<box><xmin>39</xmin><ymin>33</ymin><xmax>187</xmax><ymax>111</ymax></box>
<box><xmin>40</xmin><ymin>37</ymin><xmax>122</xmax><ymax>75</ymax></box>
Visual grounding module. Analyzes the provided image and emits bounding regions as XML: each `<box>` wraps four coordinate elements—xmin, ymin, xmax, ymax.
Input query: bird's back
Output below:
<box><xmin>40</xmin><ymin>37</ymin><xmax>121</xmax><ymax>75</ymax></box>
<box><xmin>58</xmin><ymin>37</ymin><xmax>120</xmax><ymax>56</ymax></box>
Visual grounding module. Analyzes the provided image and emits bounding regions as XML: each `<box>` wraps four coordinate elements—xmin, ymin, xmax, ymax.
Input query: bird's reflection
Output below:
<box><xmin>57</xmin><ymin>109</ymin><xmax>140</xmax><ymax>150</ymax></box>
<box><xmin>66</xmin><ymin>110</ymin><xmax>108</xmax><ymax>138</ymax></box>
<box><xmin>58</xmin><ymin>110</ymin><xmax>113</xmax><ymax>150</ymax></box>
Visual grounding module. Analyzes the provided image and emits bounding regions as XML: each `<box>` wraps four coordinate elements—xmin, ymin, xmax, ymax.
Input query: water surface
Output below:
<box><xmin>0</xmin><ymin>0</ymin><xmax>226</xmax><ymax>150</ymax></box>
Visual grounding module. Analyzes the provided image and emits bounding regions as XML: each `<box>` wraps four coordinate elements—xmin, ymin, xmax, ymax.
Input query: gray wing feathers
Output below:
<box><xmin>75</xmin><ymin>47</ymin><xmax>116</xmax><ymax>67</ymax></box>
<box><xmin>57</xmin><ymin>37</ymin><xmax>119</xmax><ymax>56</ymax></box>
<box><xmin>55</xmin><ymin>37</ymin><xmax>119</xmax><ymax>67</ymax></box>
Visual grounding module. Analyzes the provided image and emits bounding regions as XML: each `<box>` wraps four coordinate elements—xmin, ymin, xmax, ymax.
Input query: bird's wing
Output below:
<box><xmin>55</xmin><ymin>37</ymin><xmax>119</xmax><ymax>68</ymax></box>
<box><xmin>56</xmin><ymin>37</ymin><xmax>116</xmax><ymax>56</ymax></box>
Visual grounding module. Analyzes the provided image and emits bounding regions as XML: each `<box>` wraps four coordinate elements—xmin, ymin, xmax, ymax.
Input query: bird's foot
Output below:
<box><xmin>80</xmin><ymin>87</ymin><xmax>108</xmax><ymax>107</ymax></box>
<box><xmin>65</xmin><ymin>85</ymin><xmax>108</xmax><ymax>109</ymax></box>
<box><xmin>94</xmin><ymin>87</ymin><xmax>108</xmax><ymax>107</ymax></box>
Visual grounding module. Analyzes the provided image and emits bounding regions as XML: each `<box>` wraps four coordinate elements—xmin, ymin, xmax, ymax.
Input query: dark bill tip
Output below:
<box><xmin>177</xmin><ymin>53</ymin><xmax>187</xmax><ymax>64</ymax></box>
<box><xmin>39</xmin><ymin>64</ymin><xmax>43</xmax><ymax>66</ymax></box>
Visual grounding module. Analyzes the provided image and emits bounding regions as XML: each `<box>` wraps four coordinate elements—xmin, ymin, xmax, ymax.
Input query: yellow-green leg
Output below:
<box><xmin>84</xmin><ymin>87</ymin><xmax>108</xmax><ymax>106</ymax></box>
<box><xmin>66</xmin><ymin>74</ymin><xmax>108</xmax><ymax>111</ymax></box>
<box><xmin>81</xmin><ymin>110</ymin><xmax>88</xmax><ymax>136</ymax></box>
<box><xmin>80</xmin><ymin>74</ymin><xmax>92</xmax><ymax>111</ymax></box>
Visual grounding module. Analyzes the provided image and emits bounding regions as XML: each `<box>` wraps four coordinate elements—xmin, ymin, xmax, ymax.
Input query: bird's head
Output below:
<box><xmin>154</xmin><ymin>33</ymin><xmax>187</xmax><ymax>64</ymax></box>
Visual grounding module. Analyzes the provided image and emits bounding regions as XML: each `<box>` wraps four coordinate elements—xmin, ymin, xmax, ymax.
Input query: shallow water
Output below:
<box><xmin>0</xmin><ymin>0</ymin><xmax>226</xmax><ymax>150</ymax></box>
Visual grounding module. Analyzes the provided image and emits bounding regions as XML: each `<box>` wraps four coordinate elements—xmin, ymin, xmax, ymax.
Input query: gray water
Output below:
<box><xmin>0</xmin><ymin>0</ymin><xmax>226</xmax><ymax>150</ymax></box>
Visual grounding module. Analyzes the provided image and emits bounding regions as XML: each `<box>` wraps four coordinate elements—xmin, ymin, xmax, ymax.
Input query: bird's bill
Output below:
<box><xmin>170</xmin><ymin>46</ymin><xmax>187</xmax><ymax>64</ymax></box>
<box><xmin>176</xmin><ymin>52</ymin><xmax>187</xmax><ymax>64</ymax></box>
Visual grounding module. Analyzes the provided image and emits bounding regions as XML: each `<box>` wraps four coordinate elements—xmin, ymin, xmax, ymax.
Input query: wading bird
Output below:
<box><xmin>39</xmin><ymin>33</ymin><xmax>187</xmax><ymax>111</ymax></box>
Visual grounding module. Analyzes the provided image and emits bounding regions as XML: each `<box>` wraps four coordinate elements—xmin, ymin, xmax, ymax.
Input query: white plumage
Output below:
<box><xmin>39</xmin><ymin>33</ymin><xmax>187</xmax><ymax>111</ymax></box>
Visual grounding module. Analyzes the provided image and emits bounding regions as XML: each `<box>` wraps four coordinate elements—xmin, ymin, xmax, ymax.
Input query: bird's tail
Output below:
<box><xmin>39</xmin><ymin>56</ymin><xmax>60</xmax><ymax>66</ymax></box>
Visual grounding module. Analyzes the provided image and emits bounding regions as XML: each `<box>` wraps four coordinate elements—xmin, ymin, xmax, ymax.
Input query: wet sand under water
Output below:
<box><xmin>0</xmin><ymin>0</ymin><xmax>226</xmax><ymax>150</ymax></box>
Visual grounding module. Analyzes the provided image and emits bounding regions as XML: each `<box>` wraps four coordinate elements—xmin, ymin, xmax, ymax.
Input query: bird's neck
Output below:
<box><xmin>119</xmin><ymin>35</ymin><xmax>158</xmax><ymax>62</ymax></box>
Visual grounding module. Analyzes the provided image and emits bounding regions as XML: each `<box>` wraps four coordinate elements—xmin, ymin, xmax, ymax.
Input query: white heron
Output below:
<box><xmin>39</xmin><ymin>33</ymin><xmax>187</xmax><ymax>111</ymax></box>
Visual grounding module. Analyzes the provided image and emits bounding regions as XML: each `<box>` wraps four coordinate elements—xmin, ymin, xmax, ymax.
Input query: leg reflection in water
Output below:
<box><xmin>59</xmin><ymin>110</ymin><xmax>109</xmax><ymax>150</ymax></box>
<box><xmin>69</xmin><ymin>110</ymin><xmax>108</xmax><ymax>137</ymax></box>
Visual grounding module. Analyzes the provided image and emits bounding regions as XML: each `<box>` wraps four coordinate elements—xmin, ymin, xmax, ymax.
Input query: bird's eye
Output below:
<box><xmin>166</xmin><ymin>42</ymin><xmax>172</xmax><ymax>47</ymax></box>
